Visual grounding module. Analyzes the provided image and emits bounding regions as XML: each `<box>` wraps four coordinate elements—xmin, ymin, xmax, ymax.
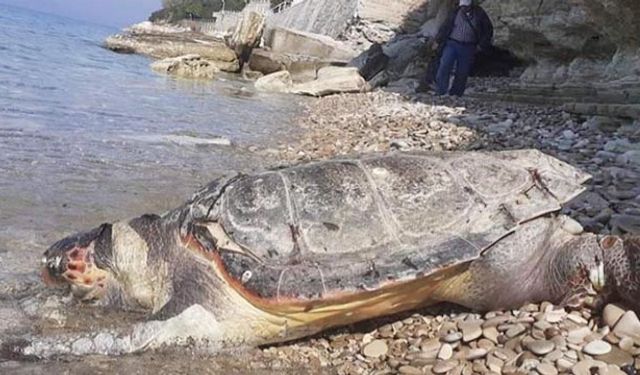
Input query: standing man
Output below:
<box><xmin>434</xmin><ymin>0</ymin><xmax>493</xmax><ymax>96</ymax></box>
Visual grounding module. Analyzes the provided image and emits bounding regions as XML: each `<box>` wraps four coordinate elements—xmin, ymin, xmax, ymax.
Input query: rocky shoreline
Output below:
<box><xmin>39</xmin><ymin>4</ymin><xmax>640</xmax><ymax>372</ymax></box>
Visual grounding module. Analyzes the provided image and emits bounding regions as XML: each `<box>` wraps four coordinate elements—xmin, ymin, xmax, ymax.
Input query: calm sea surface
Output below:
<box><xmin>0</xmin><ymin>4</ymin><xmax>298</xmax><ymax>287</ymax></box>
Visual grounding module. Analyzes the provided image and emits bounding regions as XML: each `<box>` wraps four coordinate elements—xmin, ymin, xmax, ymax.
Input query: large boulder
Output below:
<box><xmin>255</xmin><ymin>67</ymin><xmax>369</xmax><ymax>96</ymax></box>
<box><xmin>248</xmin><ymin>49</ymin><xmax>343</xmax><ymax>83</ymax></box>
<box><xmin>228</xmin><ymin>11</ymin><xmax>266</xmax><ymax>65</ymax></box>
<box><xmin>248</xmin><ymin>49</ymin><xmax>286</xmax><ymax>75</ymax></box>
<box><xmin>255</xmin><ymin>71</ymin><xmax>293</xmax><ymax>93</ymax></box>
<box><xmin>290</xmin><ymin>66</ymin><xmax>369</xmax><ymax>96</ymax></box>
<box><xmin>151</xmin><ymin>55</ymin><xmax>220</xmax><ymax>79</ymax></box>
<box><xmin>355</xmin><ymin>43</ymin><xmax>390</xmax><ymax>81</ymax></box>
<box><xmin>382</xmin><ymin>34</ymin><xmax>430</xmax><ymax>79</ymax></box>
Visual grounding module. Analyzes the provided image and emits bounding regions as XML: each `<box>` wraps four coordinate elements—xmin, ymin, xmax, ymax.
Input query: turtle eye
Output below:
<box><xmin>600</xmin><ymin>236</ymin><xmax>622</xmax><ymax>250</ymax></box>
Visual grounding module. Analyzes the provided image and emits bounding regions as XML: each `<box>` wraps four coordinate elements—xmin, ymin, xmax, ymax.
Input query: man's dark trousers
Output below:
<box><xmin>435</xmin><ymin>40</ymin><xmax>476</xmax><ymax>96</ymax></box>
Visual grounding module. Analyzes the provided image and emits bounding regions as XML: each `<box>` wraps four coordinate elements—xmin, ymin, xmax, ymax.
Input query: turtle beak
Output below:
<box><xmin>41</xmin><ymin>224</ymin><xmax>113</xmax><ymax>300</ymax></box>
<box><xmin>41</xmin><ymin>253</ymin><xmax>67</xmax><ymax>286</ymax></box>
<box><xmin>588</xmin><ymin>260</ymin><xmax>606</xmax><ymax>292</ymax></box>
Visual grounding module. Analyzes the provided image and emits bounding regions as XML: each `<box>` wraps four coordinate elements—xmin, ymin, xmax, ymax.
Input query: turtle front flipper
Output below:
<box><xmin>3</xmin><ymin>304</ymin><xmax>230</xmax><ymax>359</ymax></box>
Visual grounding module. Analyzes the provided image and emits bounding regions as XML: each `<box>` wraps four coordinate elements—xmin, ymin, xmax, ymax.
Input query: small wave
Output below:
<box><xmin>0</xmin><ymin>64</ymin><xmax>18</xmax><ymax>72</ymax></box>
<box><xmin>0</xmin><ymin>80</ymin><xmax>58</xmax><ymax>91</ymax></box>
<box><xmin>125</xmin><ymin>134</ymin><xmax>233</xmax><ymax>147</ymax></box>
<box><xmin>14</xmin><ymin>42</ymin><xmax>42</xmax><ymax>53</ymax></box>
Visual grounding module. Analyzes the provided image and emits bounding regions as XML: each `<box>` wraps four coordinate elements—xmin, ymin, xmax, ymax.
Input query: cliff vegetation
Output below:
<box><xmin>150</xmin><ymin>0</ymin><xmax>290</xmax><ymax>23</ymax></box>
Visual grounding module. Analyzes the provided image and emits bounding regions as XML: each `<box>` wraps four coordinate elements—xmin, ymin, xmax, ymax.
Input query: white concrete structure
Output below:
<box><xmin>267</xmin><ymin>0</ymin><xmax>426</xmax><ymax>38</ymax></box>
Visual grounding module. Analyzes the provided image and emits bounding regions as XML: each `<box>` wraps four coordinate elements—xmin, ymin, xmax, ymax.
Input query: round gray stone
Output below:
<box><xmin>443</xmin><ymin>332</ymin><xmax>463</xmax><ymax>343</ymax></box>
<box><xmin>465</xmin><ymin>348</ymin><xmax>488</xmax><ymax>360</ymax></box>
<box><xmin>582</xmin><ymin>340</ymin><xmax>611</xmax><ymax>356</ymax></box>
<box><xmin>437</xmin><ymin>343</ymin><xmax>453</xmax><ymax>360</ymax></box>
<box><xmin>537</xmin><ymin>362</ymin><xmax>558</xmax><ymax>375</ymax></box>
<box><xmin>460</xmin><ymin>321</ymin><xmax>483</xmax><ymax>342</ymax></box>
<box><xmin>527</xmin><ymin>340</ymin><xmax>555</xmax><ymax>355</ymax></box>
<box><xmin>613</xmin><ymin>311</ymin><xmax>640</xmax><ymax>338</ymax></box>
<box><xmin>433</xmin><ymin>360</ymin><xmax>458</xmax><ymax>374</ymax></box>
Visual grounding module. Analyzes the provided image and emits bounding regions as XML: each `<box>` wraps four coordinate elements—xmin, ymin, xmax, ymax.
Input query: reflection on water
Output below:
<box><xmin>0</xmin><ymin>5</ymin><xmax>299</xmax><ymax>289</ymax></box>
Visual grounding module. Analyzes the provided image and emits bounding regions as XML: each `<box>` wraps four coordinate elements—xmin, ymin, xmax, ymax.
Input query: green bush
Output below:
<box><xmin>150</xmin><ymin>0</ymin><xmax>249</xmax><ymax>23</ymax></box>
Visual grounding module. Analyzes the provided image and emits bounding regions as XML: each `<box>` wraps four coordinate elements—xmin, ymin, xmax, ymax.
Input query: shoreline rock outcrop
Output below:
<box><xmin>150</xmin><ymin>54</ymin><xmax>221</xmax><ymax>79</ymax></box>
<box><xmin>104</xmin><ymin>25</ymin><xmax>240</xmax><ymax>73</ymax></box>
<box><xmin>106</xmin><ymin>0</ymin><xmax>640</xmax><ymax>110</ymax></box>
<box><xmin>315</xmin><ymin>0</ymin><xmax>640</xmax><ymax>118</ymax></box>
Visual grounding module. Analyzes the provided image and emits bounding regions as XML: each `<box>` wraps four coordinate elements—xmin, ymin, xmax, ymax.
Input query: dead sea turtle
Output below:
<box><xmin>36</xmin><ymin>150</ymin><xmax>640</xmax><ymax>356</ymax></box>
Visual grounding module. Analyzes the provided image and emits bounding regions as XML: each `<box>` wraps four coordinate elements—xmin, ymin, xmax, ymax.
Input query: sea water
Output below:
<box><xmin>0</xmin><ymin>4</ymin><xmax>298</xmax><ymax>288</ymax></box>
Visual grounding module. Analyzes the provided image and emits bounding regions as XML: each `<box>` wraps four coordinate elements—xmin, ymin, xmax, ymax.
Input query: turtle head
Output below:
<box><xmin>42</xmin><ymin>223</ymin><xmax>115</xmax><ymax>302</ymax></box>
<box><xmin>602</xmin><ymin>235</ymin><xmax>640</xmax><ymax>309</ymax></box>
<box><xmin>42</xmin><ymin>216</ymin><xmax>174</xmax><ymax>312</ymax></box>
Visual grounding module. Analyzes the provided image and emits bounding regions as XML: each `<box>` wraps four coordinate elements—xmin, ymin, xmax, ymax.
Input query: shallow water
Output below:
<box><xmin>0</xmin><ymin>4</ymin><xmax>300</xmax><ymax>295</ymax></box>
<box><xmin>0</xmin><ymin>5</ymin><xmax>308</xmax><ymax>371</ymax></box>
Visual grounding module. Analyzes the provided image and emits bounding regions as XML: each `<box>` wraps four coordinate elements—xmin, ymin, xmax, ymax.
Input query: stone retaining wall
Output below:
<box><xmin>267</xmin><ymin>0</ymin><xmax>358</xmax><ymax>39</ymax></box>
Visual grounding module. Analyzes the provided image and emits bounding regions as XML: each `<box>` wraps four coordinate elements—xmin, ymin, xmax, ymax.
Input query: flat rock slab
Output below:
<box><xmin>265</xmin><ymin>27</ymin><xmax>357</xmax><ymax>61</ymax></box>
<box><xmin>105</xmin><ymin>31</ymin><xmax>239</xmax><ymax>70</ymax></box>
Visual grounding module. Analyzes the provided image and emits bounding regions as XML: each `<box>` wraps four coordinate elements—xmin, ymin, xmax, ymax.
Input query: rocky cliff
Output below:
<box><xmin>482</xmin><ymin>0</ymin><xmax>640</xmax><ymax>85</ymax></box>
<box><xmin>368</xmin><ymin>0</ymin><xmax>640</xmax><ymax>117</ymax></box>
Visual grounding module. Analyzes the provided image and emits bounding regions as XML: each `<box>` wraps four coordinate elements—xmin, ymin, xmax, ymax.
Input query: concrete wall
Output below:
<box><xmin>267</xmin><ymin>0</ymin><xmax>428</xmax><ymax>38</ymax></box>
<box><xmin>265</xmin><ymin>27</ymin><xmax>358</xmax><ymax>60</ymax></box>
<box><xmin>359</xmin><ymin>0</ymin><xmax>426</xmax><ymax>25</ymax></box>
<box><xmin>180</xmin><ymin>0</ymin><xmax>429</xmax><ymax>39</ymax></box>
<box><xmin>267</xmin><ymin>0</ymin><xmax>358</xmax><ymax>39</ymax></box>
